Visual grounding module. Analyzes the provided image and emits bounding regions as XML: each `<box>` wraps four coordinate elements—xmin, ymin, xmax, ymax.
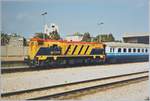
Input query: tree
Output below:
<box><xmin>93</xmin><ymin>33</ymin><xmax>115</xmax><ymax>42</ymax></box>
<box><xmin>81</xmin><ymin>32</ymin><xmax>91</xmax><ymax>42</ymax></box>
<box><xmin>1</xmin><ymin>33</ymin><xmax>10</xmax><ymax>45</ymax></box>
<box><xmin>108</xmin><ymin>34</ymin><xmax>115</xmax><ymax>42</ymax></box>
<box><xmin>46</xmin><ymin>28</ymin><xmax>61</xmax><ymax>40</ymax></box>
<box><xmin>23</xmin><ymin>37</ymin><xmax>28</xmax><ymax>46</ymax></box>
<box><xmin>34</xmin><ymin>32</ymin><xmax>61</xmax><ymax>40</ymax></box>
<box><xmin>49</xmin><ymin>32</ymin><xmax>60</xmax><ymax>40</ymax></box>
<box><xmin>34</xmin><ymin>33</ymin><xmax>49</xmax><ymax>39</ymax></box>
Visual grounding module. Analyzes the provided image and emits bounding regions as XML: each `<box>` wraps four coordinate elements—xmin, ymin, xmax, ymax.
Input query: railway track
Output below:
<box><xmin>1</xmin><ymin>71</ymin><xmax>148</xmax><ymax>100</ymax></box>
<box><xmin>1</xmin><ymin>61</ymin><xmax>147</xmax><ymax>74</ymax></box>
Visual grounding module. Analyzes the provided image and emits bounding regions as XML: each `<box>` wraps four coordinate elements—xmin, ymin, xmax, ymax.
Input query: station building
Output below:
<box><xmin>123</xmin><ymin>33</ymin><xmax>149</xmax><ymax>44</ymax></box>
<box><xmin>65</xmin><ymin>34</ymin><xmax>83</xmax><ymax>41</ymax></box>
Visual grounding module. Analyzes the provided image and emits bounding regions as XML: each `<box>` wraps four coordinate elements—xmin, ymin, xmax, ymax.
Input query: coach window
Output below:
<box><xmin>128</xmin><ymin>48</ymin><xmax>131</xmax><ymax>52</ymax></box>
<box><xmin>110</xmin><ymin>48</ymin><xmax>114</xmax><ymax>53</ymax></box>
<box><xmin>138</xmin><ymin>49</ymin><xmax>140</xmax><ymax>53</ymax></box>
<box><xmin>133</xmin><ymin>48</ymin><xmax>136</xmax><ymax>53</ymax></box>
<box><xmin>123</xmin><ymin>48</ymin><xmax>126</xmax><ymax>53</ymax></box>
<box><xmin>118</xmin><ymin>48</ymin><xmax>121</xmax><ymax>53</ymax></box>
<box><xmin>110</xmin><ymin>48</ymin><xmax>112</xmax><ymax>53</ymax></box>
<box><xmin>145</xmin><ymin>49</ymin><xmax>148</xmax><ymax>53</ymax></box>
<box><xmin>113</xmin><ymin>48</ymin><xmax>115</xmax><ymax>53</ymax></box>
<box><xmin>142</xmin><ymin>49</ymin><xmax>144</xmax><ymax>53</ymax></box>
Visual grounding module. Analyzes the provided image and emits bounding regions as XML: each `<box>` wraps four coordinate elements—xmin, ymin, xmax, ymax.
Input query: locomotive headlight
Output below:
<box><xmin>51</xmin><ymin>51</ymin><xmax>54</xmax><ymax>54</ymax></box>
<box><xmin>100</xmin><ymin>55</ymin><xmax>104</xmax><ymax>58</ymax></box>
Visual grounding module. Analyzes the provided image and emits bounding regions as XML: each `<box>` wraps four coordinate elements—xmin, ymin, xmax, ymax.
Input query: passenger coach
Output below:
<box><xmin>105</xmin><ymin>42</ymin><xmax>149</xmax><ymax>63</ymax></box>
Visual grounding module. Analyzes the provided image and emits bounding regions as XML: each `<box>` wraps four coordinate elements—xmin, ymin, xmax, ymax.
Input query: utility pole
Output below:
<box><xmin>41</xmin><ymin>12</ymin><xmax>47</xmax><ymax>39</ymax></box>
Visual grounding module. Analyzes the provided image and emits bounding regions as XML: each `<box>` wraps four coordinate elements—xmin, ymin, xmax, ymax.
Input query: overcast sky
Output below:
<box><xmin>1</xmin><ymin>0</ymin><xmax>149</xmax><ymax>40</ymax></box>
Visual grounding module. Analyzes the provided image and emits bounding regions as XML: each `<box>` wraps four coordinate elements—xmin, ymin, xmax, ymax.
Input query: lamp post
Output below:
<box><xmin>41</xmin><ymin>12</ymin><xmax>47</xmax><ymax>39</ymax></box>
<box><xmin>97</xmin><ymin>22</ymin><xmax>104</xmax><ymax>42</ymax></box>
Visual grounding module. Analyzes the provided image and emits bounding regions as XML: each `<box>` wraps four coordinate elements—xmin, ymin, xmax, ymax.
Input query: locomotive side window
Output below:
<box><xmin>133</xmin><ymin>48</ymin><xmax>136</xmax><ymax>53</ymax></box>
<box><xmin>123</xmin><ymin>48</ymin><xmax>126</xmax><ymax>52</ymax></box>
<box><xmin>128</xmin><ymin>48</ymin><xmax>131</xmax><ymax>52</ymax></box>
<box><xmin>118</xmin><ymin>48</ymin><xmax>121</xmax><ymax>53</ymax></box>
<box><xmin>138</xmin><ymin>49</ymin><xmax>140</xmax><ymax>53</ymax></box>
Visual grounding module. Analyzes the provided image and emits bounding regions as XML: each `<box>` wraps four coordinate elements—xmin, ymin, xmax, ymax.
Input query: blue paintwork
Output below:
<box><xmin>36</xmin><ymin>47</ymin><xmax>61</xmax><ymax>56</ymax></box>
<box><xmin>90</xmin><ymin>48</ymin><xmax>104</xmax><ymax>55</ymax></box>
<box><xmin>106</xmin><ymin>53</ymin><xmax>149</xmax><ymax>63</ymax></box>
<box><xmin>36</xmin><ymin>47</ymin><xmax>52</xmax><ymax>56</ymax></box>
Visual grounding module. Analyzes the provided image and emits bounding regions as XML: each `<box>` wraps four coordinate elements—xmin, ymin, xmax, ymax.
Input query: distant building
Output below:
<box><xmin>65</xmin><ymin>34</ymin><xmax>83</xmax><ymax>41</ymax></box>
<box><xmin>44</xmin><ymin>23</ymin><xmax>59</xmax><ymax>35</ymax></box>
<box><xmin>123</xmin><ymin>33</ymin><xmax>149</xmax><ymax>44</ymax></box>
<box><xmin>8</xmin><ymin>36</ymin><xmax>23</xmax><ymax>47</ymax></box>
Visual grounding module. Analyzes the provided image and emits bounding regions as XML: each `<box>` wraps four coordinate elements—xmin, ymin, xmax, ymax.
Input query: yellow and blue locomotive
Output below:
<box><xmin>26</xmin><ymin>38</ymin><xmax>106</xmax><ymax>67</ymax></box>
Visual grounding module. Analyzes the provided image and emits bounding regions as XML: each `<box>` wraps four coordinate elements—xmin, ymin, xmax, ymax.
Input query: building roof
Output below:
<box><xmin>123</xmin><ymin>32</ymin><xmax>149</xmax><ymax>38</ymax></box>
<box><xmin>104</xmin><ymin>42</ymin><xmax>149</xmax><ymax>48</ymax></box>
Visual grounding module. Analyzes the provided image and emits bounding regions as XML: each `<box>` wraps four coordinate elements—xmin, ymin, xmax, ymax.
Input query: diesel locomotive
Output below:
<box><xmin>25</xmin><ymin>38</ymin><xmax>106</xmax><ymax>67</ymax></box>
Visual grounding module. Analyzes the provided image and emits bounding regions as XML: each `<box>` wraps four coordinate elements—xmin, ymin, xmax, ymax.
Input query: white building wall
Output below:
<box><xmin>65</xmin><ymin>36</ymin><xmax>83</xmax><ymax>41</ymax></box>
<box><xmin>44</xmin><ymin>23</ymin><xmax>59</xmax><ymax>35</ymax></box>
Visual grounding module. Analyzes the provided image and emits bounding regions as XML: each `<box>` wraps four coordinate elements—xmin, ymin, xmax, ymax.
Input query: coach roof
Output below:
<box><xmin>105</xmin><ymin>42</ymin><xmax>149</xmax><ymax>48</ymax></box>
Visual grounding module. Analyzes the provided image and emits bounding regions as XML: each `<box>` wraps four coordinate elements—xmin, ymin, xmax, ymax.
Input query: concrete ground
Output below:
<box><xmin>71</xmin><ymin>80</ymin><xmax>149</xmax><ymax>101</ymax></box>
<box><xmin>1</xmin><ymin>62</ymin><xmax>149</xmax><ymax>94</ymax></box>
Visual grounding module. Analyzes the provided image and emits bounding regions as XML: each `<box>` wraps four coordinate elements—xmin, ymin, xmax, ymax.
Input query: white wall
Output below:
<box><xmin>65</xmin><ymin>36</ymin><xmax>83</xmax><ymax>41</ymax></box>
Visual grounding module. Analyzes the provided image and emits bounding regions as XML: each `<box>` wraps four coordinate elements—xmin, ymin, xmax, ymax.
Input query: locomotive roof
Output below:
<box><xmin>105</xmin><ymin>42</ymin><xmax>149</xmax><ymax>48</ymax></box>
<box><xmin>30</xmin><ymin>38</ymin><xmax>103</xmax><ymax>45</ymax></box>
